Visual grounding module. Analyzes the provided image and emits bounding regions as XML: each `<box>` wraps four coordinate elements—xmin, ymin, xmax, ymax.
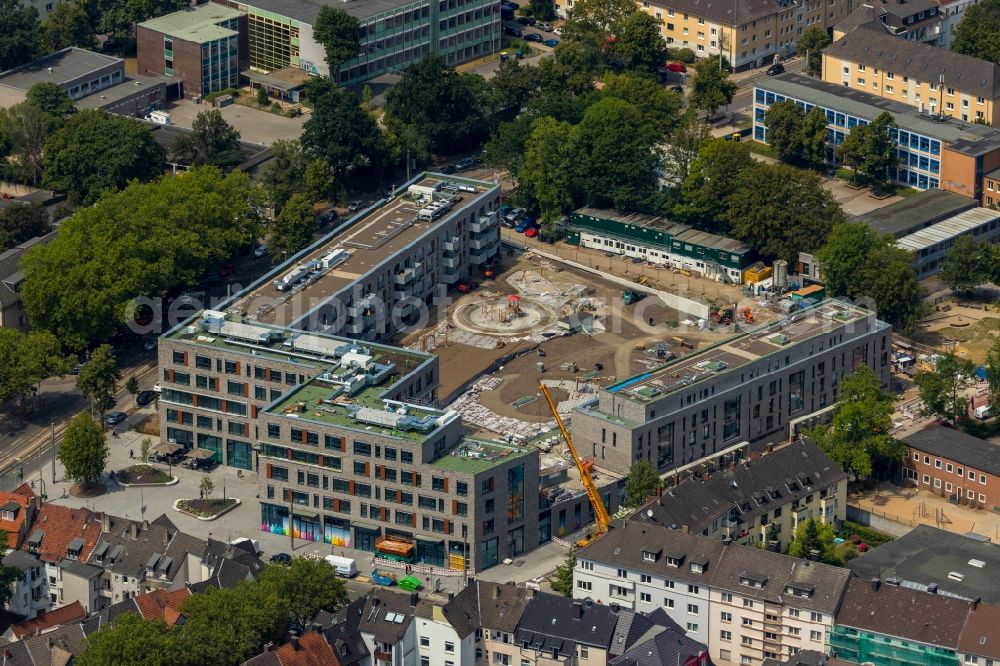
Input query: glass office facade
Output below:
<box><xmin>753</xmin><ymin>87</ymin><xmax>942</xmax><ymax>190</ymax></box>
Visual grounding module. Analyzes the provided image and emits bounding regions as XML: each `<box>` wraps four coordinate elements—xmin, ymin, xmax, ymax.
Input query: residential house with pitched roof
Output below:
<box><xmin>610</xmin><ymin>608</ymin><xmax>711</xmax><ymax>666</ymax></box>
<box><xmin>3</xmin><ymin>550</ymin><xmax>44</xmax><ymax>619</ymax></box>
<box><xmin>636</xmin><ymin>439</ymin><xmax>848</xmax><ymax>553</ymax></box>
<box><xmin>830</xmin><ymin>577</ymin><xmax>973</xmax><ymax>666</ymax></box>
<box><xmin>0</xmin><ymin>484</ymin><xmax>36</xmax><ymax>550</ymax></box>
<box><xmin>958</xmin><ymin>601</ymin><xmax>1000</xmax><ymax>666</ymax></box>
<box><xmin>242</xmin><ymin>630</ymin><xmax>341</xmax><ymax>666</ymax></box>
<box><xmin>22</xmin><ymin>504</ymin><xmax>102</xmax><ymax>611</ymax></box>
<box><xmin>442</xmin><ymin>580</ymin><xmax>532</xmax><ymax>666</ymax></box>
<box><xmin>514</xmin><ymin>594</ymin><xmax>623</xmax><ymax>665</ymax></box>
<box><xmin>415</xmin><ymin>587</ymin><xmax>477</xmax><ymax>666</ymax></box>
<box><xmin>358</xmin><ymin>588</ymin><xmax>421</xmax><ymax>666</ymax></box>
<box><xmin>3</xmin><ymin>600</ymin><xmax>86</xmax><ymax>641</ymax></box>
<box><xmin>0</xmin><ymin>621</ymin><xmax>92</xmax><ymax>665</ymax></box>
<box><xmin>311</xmin><ymin>597</ymin><xmax>370</xmax><ymax>666</ymax></box>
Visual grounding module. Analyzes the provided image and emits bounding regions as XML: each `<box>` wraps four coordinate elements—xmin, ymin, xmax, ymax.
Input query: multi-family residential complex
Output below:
<box><xmin>635</xmin><ymin>439</ymin><xmax>848</xmax><ymax>552</ymax></box>
<box><xmin>221</xmin><ymin>0</ymin><xmax>500</xmax><ymax>86</ymax></box>
<box><xmin>564</xmin><ymin>208</ymin><xmax>753</xmax><ymax>284</ymax></box>
<box><xmin>553</xmin><ymin>0</ymin><xmax>855</xmax><ymax>70</ymax></box>
<box><xmin>833</xmin><ymin>0</ymin><xmax>944</xmax><ymax>45</ymax></box>
<box><xmin>570</xmin><ymin>299</ymin><xmax>891</xmax><ymax>476</ymax></box>
<box><xmin>137</xmin><ymin>3</ymin><xmax>248</xmax><ymax>98</ymax></box>
<box><xmin>229</xmin><ymin>173</ymin><xmax>500</xmax><ymax>339</ymax></box>
<box><xmin>754</xmin><ymin>73</ymin><xmax>1000</xmax><ymax>199</ymax></box>
<box><xmin>574</xmin><ymin>520</ymin><xmax>852</xmax><ymax>663</ymax></box>
<box><xmin>822</xmin><ymin>23</ymin><xmax>1000</xmax><ymax>124</ymax></box>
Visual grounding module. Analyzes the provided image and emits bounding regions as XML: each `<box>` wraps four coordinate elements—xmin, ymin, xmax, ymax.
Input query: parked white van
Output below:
<box><xmin>975</xmin><ymin>405</ymin><xmax>992</xmax><ymax>419</ymax></box>
<box><xmin>144</xmin><ymin>110</ymin><xmax>172</xmax><ymax>125</ymax></box>
<box><xmin>325</xmin><ymin>555</ymin><xmax>358</xmax><ymax>578</ymax></box>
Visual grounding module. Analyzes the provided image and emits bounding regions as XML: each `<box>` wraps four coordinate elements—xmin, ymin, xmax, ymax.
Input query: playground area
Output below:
<box><xmin>911</xmin><ymin>289</ymin><xmax>1000</xmax><ymax>364</ymax></box>
<box><xmin>850</xmin><ymin>482</ymin><xmax>1000</xmax><ymax>540</ymax></box>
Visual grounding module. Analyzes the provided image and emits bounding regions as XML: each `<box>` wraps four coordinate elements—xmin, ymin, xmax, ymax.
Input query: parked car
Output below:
<box><xmin>269</xmin><ymin>553</ymin><xmax>292</xmax><ymax>565</ymax></box>
<box><xmin>136</xmin><ymin>390</ymin><xmax>157</xmax><ymax>406</ymax></box>
<box><xmin>439</xmin><ymin>163</ymin><xmax>456</xmax><ymax>174</ymax></box>
<box><xmin>143</xmin><ymin>338</ymin><xmax>157</xmax><ymax>350</ymax></box>
<box><xmin>504</xmin><ymin>25</ymin><xmax>522</xmax><ymax>37</ymax></box>
<box><xmin>515</xmin><ymin>220</ymin><xmax>535</xmax><ymax>233</ymax></box>
<box><xmin>666</xmin><ymin>62</ymin><xmax>687</xmax><ymax>73</ymax></box>
<box><xmin>516</xmin><ymin>15</ymin><xmax>535</xmax><ymax>25</ymax></box>
<box><xmin>104</xmin><ymin>411</ymin><xmax>127</xmax><ymax>426</ymax></box>
<box><xmin>669</xmin><ymin>85</ymin><xmax>684</xmax><ymax>94</ymax></box>
<box><xmin>537</xmin><ymin>21</ymin><xmax>553</xmax><ymax>31</ymax></box>
<box><xmin>348</xmin><ymin>200</ymin><xmax>363</xmax><ymax>212</ymax></box>
<box><xmin>254</xmin><ymin>246</ymin><xmax>268</xmax><ymax>258</ymax></box>
<box><xmin>524</xmin><ymin>32</ymin><xmax>542</xmax><ymax>42</ymax></box>
<box><xmin>455</xmin><ymin>157</ymin><xmax>475</xmax><ymax>170</ymax></box>
<box><xmin>524</xmin><ymin>227</ymin><xmax>539</xmax><ymax>238</ymax></box>
<box><xmin>553</xmin><ymin>27</ymin><xmax>563</xmax><ymax>36</ymax></box>
<box><xmin>153</xmin><ymin>382</ymin><xmax>162</xmax><ymax>393</ymax></box>
<box><xmin>504</xmin><ymin>207</ymin><xmax>525</xmax><ymax>222</ymax></box>
<box><xmin>766</xmin><ymin>62</ymin><xmax>785</xmax><ymax>76</ymax></box>
<box><xmin>543</xmin><ymin>38</ymin><xmax>559</xmax><ymax>47</ymax></box>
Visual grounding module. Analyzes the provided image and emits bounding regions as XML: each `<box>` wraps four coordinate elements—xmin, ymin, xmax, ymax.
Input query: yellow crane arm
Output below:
<box><xmin>539</xmin><ymin>384</ymin><xmax>612</xmax><ymax>536</ymax></box>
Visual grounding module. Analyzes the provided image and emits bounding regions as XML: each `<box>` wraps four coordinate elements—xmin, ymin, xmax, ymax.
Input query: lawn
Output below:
<box><xmin>833</xmin><ymin>521</ymin><xmax>894</xmax><ymax>562</ymax></box>
<box><xmin>117</xmin><ymin>464</ymin><xmax>172</xmax><ymax>485</ymax></box>
<box><xmin>176</xmin><ymin>498</ymin><xmax>238</xmax><ymax>518</ymax></box>
<box><xmin>746</xmin><ymin>140</ymin><xmax>778</xmax><ymax>159</ymax></box>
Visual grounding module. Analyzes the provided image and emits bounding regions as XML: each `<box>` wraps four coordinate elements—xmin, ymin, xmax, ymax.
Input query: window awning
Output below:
<box><xmin>351</xmin><ymin>521</ymin><xmax>380</xmax><ymax>532</ymax></box>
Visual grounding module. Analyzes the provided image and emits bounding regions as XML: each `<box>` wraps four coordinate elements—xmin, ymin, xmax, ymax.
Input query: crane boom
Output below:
<box><xmin>539</xmin><ymin>384</ymin><xmax>611</xmax><ymax>539</ymax></box>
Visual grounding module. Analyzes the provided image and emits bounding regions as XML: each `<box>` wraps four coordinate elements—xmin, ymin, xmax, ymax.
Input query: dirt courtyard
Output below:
<box><xmin>851</xmin><ymin>482</ymin><xmax>1000</xmax><ymax>540</ymax></box>
<box><xmin>397</xmin><ymin>251</ymin><xmax>743</xmax><ymax>418</ymax></box>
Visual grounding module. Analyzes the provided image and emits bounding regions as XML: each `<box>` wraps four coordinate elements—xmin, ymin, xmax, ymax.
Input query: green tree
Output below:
<box><xmin>302</xmin><ymin>87</ymin><xmax>386</xmax><ymax>182</ymax></box>
<box><xmin>951</xmin><ymin>0</ymin><xmax>1000</xmax><ymax>62</ymax></box>
<box><xmin>614</xmin><ymin>11</ymin><xmax>668</xmax><ymax>74</ymax></box>
<box><xmin>985</xmin><ymin>336</ymin><xmax>1000</xmax><ymax>416</ymax></box>
<box><xmin>938</xmin><ymin>235</ymin><xmax>993</xmax><ymax>295</ymax></box>
<box><xmin>601</xmin><ymin>73</ymin><xmax>682</xmax><ymax>137</ymax></box>
<box><xmin>483</xmin><ymin>115</ymin><xmax>535</xmax><ymax>177</ymax></box>
<box><xmin>76</xmin><ymin>613</ymin><xmax>179</xmax><ymax>666</ymax></box>
<box><xmin>77</xmin><ymin>344</ymin><xmax>119</xmax><ymax>419</ymax></box>
<box><xmin>800</xmin><ymin>106</ymin><xmax>830</xmax><ymax>166</ymax></box>
<box><xmin>916</xmin><ymin>353</ymin><xmax>976</xmax><ymax>423</ymax></box>
<box><xmin>838</xmin><ymin>112</ymin><xmax>897</xmax><ymax>190</ymax></box>
<box><xmin>41</xmin><ymin>0</ymin><xmax>96</xmax><ymax>52</ymax></box>
<box><xmin>256</xmin><ymin>85</ymin><xmax>268</xmax><ymax>106</ymax></box>
<box><xmin>487</xmin><ymin>59</ymin><xmax>540</xmax><ymax>122</ymax></box>
<box><xmin>261</xmin><ymin>139</ymin><xmax>309</xmax><ymax>211</ymax></box>
<box><xmin>59</xmin><ymin>412</ymin><xmax>109</xmax><ymax>487</ymax></box>
<box><xmin>22</xmin><ymin>168</ymin><xmax>258</xmax><ymax>350</ymax></box>
<box><xmin>125</xmin><ymin>375</ymin><xmax>139</xmax><ymax>406</ymax></box>
<box><xmin>303</xmin><ymin>158</ymin><xmax>336</xmax><ymax>204</ymax></box>
<box><xmin>624</xmin><ymin>459</ymin><xmax>662</xmax><ymax>507</ymax></box>
<box><xmin>25</xmin><ymin>82</ymin><xmax>76</xmax><ymax>120</ymax></box>
<box><xmin>177</xmin><ymin>584</ymin><xmax>289</xmax><ymax>666</ymax></box>
<box><xmin>564</xmin><ymin>0</ymin><xmax>635</xmax><ymax>32</ymax></box>
<box><xmin>796</xmin><ymin>26</ymin><xmax>830</xmax><ymax>77</ymax></box>
<box><xmin>140</xmin><ymin>437</ymin><xmax>152</xmax><ymax>463</ymax></box>
<box><xmin>764</xmin><ymin>99</ymin><xmax>805</xmax><ymax>162</ymax></box>
<box><xmin>200</xmin><ymin>475</ymin><xmax>214</xmax><ymax>499</ymax></box>
<box><xmin>817</xmin><ymin>223</ymin><xmax>925</xmax><ymax>334</ymax></box>
<box><xmin>518</xmin><ymin>117</ymin><xmax>577</xmax><ymax>218</ymax></box>
<box><xmin>572</xmin><ymin>96</ymin><xmax>661</xmax><ymax>210</ymax></box>
<box><xmin>259</xmin><ymin>557</ymin><xmax>349</xmax><ymax>626</ymax></box>
<box><xmin>384</xmin><ymin>55</ymin><xmax>487</xmax><ymax>154</ymax></box>
<box><xmin>690</xmin><ymin>56</ymin><xmax>736</xmax><ymax>118</ymax></box>
<box><xmin>0</xmin><ymin>102</ymin><xmax>55</xmax><ymax>185</ymax></box>
<box><xmin>551</xmin><ymin>550</ymin><xmax>576</xmax><ymax>597</ymax></box>
<box><xmin>807</xmin><ymin>366</ymin><xmax>902</xmax><ymax>479</ymax></box>
<box><xmin>836</xmin><ymin>122</ymin><xmax>867</xmax><ymax>185</ymax></box>
<box><xmin>529</xmin><ymin>0</ymin><xmax>556</xmax><ymax>21</ymax></box>
<box><xmin>312</xmin><ymin>6</ymin><xmax>361</xmax><ymax>79</ymax></box>
<box><xmin>676</xmin><ymin>138</ymin><xmax>754</xmax><ymax>230</ymax></box>
<box><xmin>725</xmin><ymin>163</ymin><xmax>841</xmax><ymax>262</ymax></box>
<box><xmin>42</xmin><ymin>110</ymin><xmax>165</xmax><ymax>203</ymax></box>
<box><xmin>661</xmin><ymin>110</ymin><xmax>712</xmax><ymax>185</ymax></box>
<box><xmin>269</xmin><ymin>193</ymin><xmax>315</xmax><ymax>259</ymax></box>
<box><xmin>0</xmin><ymin>203</ymin><xmax>50</xmax><ymax>252</ymax></box>
<box><xmin>0</xmin><ymin>0</ymin><xmax>40</xmax><ymax>71</ymax></box>
<box><xmin>97</xmin><ymin>0</ymin><xmax>187</xmax><ymax>43</ymax></box>
<box><xmin>172</xmin><ymin>109</ymin><xmax>243</xmax><ymax>169</ymax></box>
<box><xmin>788</xmin><ymin>519</ymin><xmax>838</xmax><ymax>563</ymax></box>
<box><xmin>0</xmin><ymin>329</ymin><xmax>72</xmax><ymax>406</ymax></box>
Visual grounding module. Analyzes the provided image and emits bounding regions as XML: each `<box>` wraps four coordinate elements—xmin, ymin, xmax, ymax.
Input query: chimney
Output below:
<box><xmin>927</xmin><ymin>583</ymin><xmax>938</xmax><ymax>594</ymax></box>
<box><xmin>410</xmin><ymin>592</ymin><xmax>418</xmax><ymax>607</ymax></box>
<box><xmin>767</xmin><ymin>443</ymin><xmax>774</xmax><ymax>453</ymax></box>
<box><xmin>130</xmin><ymin>523</ymin><xmax>139</xmax><ymax>539</ymax></box>
<box><xmin>681</xmin><ymin>525</ymin><xmax>689</xmax><ymax>534</ymax></box>
<box><xmin>870</xmin><ymin>578</ymin><xmax>880</xmax><ymax>592</ymax></box>
<box><xmin>722</xmin><ymin>537</ymin><xmax>732</xmax><ymax>546</ymax></box>
<box><xmin>290</xmin><ymin>636</ymin><xmax>300</xmax><ymax>651</ymax></box>
<box><xmin>572</xmin><ymin>601</ymin><xmax>584</xmax><ymax>617</ymax></box>
<box><xmin>447</xmin><ymin>592</ymin><xmax>454</xmax><ymax>601</ymax></box>
<box><xmin>264</xmin><ymin>642</ymin><xmax>277</xmax><ymax>653</ymax></box>
<box><xmin>101</xmin><ymin>513</ymin><xmax>110</xmax><ymax>533</ymax></box>
<box><xmin>973</xmin><ymin>597</ymin><xmax>981</xmax><ymax>610</ymax></box>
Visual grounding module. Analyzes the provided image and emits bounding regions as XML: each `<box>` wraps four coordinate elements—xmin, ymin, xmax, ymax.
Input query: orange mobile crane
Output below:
<box><xmin>539</xmin><ymin>384</ymin><xmax>611</xmax><ymax>547</ymax></box>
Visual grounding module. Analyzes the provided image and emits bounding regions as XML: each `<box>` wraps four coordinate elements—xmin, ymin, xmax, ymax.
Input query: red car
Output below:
<box><xmin>666</xmin><ymin>62</ymin><xmax>687</xmax><ymax>73</ymax></box>
<box><xmin>524</xmin><ymin>227</ymin><xmax>539</xmax><ymax>238</ymax></box>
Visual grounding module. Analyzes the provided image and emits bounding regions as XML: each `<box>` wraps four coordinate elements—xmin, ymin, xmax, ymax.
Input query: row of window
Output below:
<box><xmin>913</xmin><ymin>453</ymin><xmax>990</xmax><ymax>484</ymax></box>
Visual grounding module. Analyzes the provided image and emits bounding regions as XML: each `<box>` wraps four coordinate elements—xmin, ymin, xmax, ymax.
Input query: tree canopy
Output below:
<box><xmin>807</xmin><ymin>365</ymin><xmax>902</xmax><ymax>479</ymax></box>
<box><xmin>261</xmin><ymin>139</ymin><xmax>309</xmax><ymax>212</ymax></box>
<box><xmin>25</xmin><ymin>82</ymin><xmax>76</xmax><ymax>119</ymax></box>
<box><xmin>690</xmin><ymin>56</ymin><xmax>736</xmax><ymax>118</ymax></box>
<box><xmin>76</xmin><ymin>613</ymin><xmax>179</xmax><ymax>666</ymax></box>
<box><xmin>624</xmin><ymin>459</ymin><xmax>662</xmax><ymax>507</ymax></box>
<box><xmin>42</xmin><ymin>110</ymin><xmax>165</xmax><ymax>203</ymax></box>
<box><xmin>313</xmin><ymin>6</ymin><xmax>360</xmax><ymax>78</ymax></box>
<box><xmin>268</xmin><ymin>193</ymin><xmax>316</xmax><ymax>260</ymax></box>
<box><xmin>0</xmin><ymin>102</ymin><xmax>55</xmax><ymax>185</ymax></box>
<box><xmin>796</xmin><ymin>26</ymin><xmax>830</xmax><ymax>77</ymax></box>
<box><xmin>614</xmin><ymin>11</ymin><xmax>668</xmax><ymax>74</ymax></box>
<box><xmin>76</xmin><ymin>344</ymin><xmax>119</xmax><ymax>418</ymax></box>
<box><xmin>0</xmin><ymin>203</ymin><xmax>50</xmax><ymax>252</ymax></box>
<box><xmin>551</xmin><ymin>551</ymin><xmax>576</xmax><ymax>597</ymax></box>
<box><xmin>97</xmin><ymin>0</ymin><xmax>187</xmax><ymax>43</ymax></box>
<box><xmin>938</xmin><ymin>235</ymin><xmax>994</xmax><ymax>295</ymax></box>
<box><xmin>564</xmin><ymin>0</ymin><xmax>635</xmax><ymax>33</ymax></box>
<box><xmin>172</xmin><ymin>110</ymin><xmax>243</xmax><ymax>169</ymax></box>
<box><xmin>384</xmin><ymin>55</ymin><xmax>487</xmax><ymax>154</ymax></box>
<box><xmin>788</xmin><ymin>519</ymin><xmax>839</xmax><ymax>563</ymax></box>
<box><xmin>837</xmin><ymin>112</ymin><xmax>898</xmax><ymax>190</ymax></box>
<box><xmin>41</xmin><ymin>0</ymin><xmax>97</xmax><ymax>53</ymax></box>
<box><xmin>21</xmin><ymin>168</ymin><xmax>259</xmax><ymax>350</ymax></box>
<box><xmin>0</xmin><ymin>0</ymin><xmax>40</xmax><ymax>71</ymax></box>
<box><xmin>951</xmin><ymin>0</ymin><xmax>1000</xmax><ymax>62</ymax></box>
<box><xmin>59</xmin><ymin>412</ymin><xmax>109</xmax><ymax>487</ymax></box>
<box><xmin>816</xmin><ymin>222</ymin><xmax>926</xmax><ymax>334</ymax></box>
<box><xmin>257</xmin><ymin>557</ymin><xmax>349</xmax><ymax>627</ymax></box>
<box><xmin>302</xmin><ymin>85</ymin><xmax>386</xmax><ymax>182</ymax></box>
<box><xmin>0</xmin><ymin>329</ymin><xmax>72</xmax><ymax>406</ymax></box>
<box><xmin>985</xmin><ymin>336</ymin><xmax>1000</xmax><ymax>417</ymax></box>
<box><xmin>916</xmin><ymin>353</ymin><xmax>976</xmax><ymax>423</ymax></box>
<box><xmin>763</xmin><ymin>100</ymin><xmax>805</xmax><ymax>162</ymax></box>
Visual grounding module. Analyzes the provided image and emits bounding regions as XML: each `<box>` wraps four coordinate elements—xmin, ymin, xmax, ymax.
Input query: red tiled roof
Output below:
<box><xmin>10</xmin><ymin>601</ymin><xmax>86</xmax><ymax>639</ymax></box>
<box><xmin>163</xmin><ymin>606</ymin><xmax>185</xmax><ymax>627</ymax></box>
<box><xmin>276</xmin><ymin>632</ymin><xmax>341</xmax><ymax>666</ymax></box>
<box><xmin>22</xmin><ymin>504</ymin><xmax>101</xmax><ymax>564</ymax></box>
<box><xmin>134</xmin><ymin>588</ymin><xmax>191</xmax><ymax>621</ymax></box>
<box><xmin>958</xmin><ymin>603</ymin><xmax>1000</xmax><ymax>660</ymax></box>
<box><xmin>0</xmin><ymin>484</ymin><xmax>34</xmax><ymax>546</ymax></box>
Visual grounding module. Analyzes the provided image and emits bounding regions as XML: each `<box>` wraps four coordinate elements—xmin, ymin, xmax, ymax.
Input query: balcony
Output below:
<box><xmin>442</xmin><ymin>255</ymin><xmax>459</xmax><ymax>269</ymax></box>
<box><xmin>346</xmin><ymin>295</ymin><xmax>378</xmax><ymax>318</ymax></box>
<box><xmin>373</xmin><ymin>649</ymin><xmax>393</xmax><ymax>663</ymax></box>
<box><xmin>393</xmin><ymin>268</ymin><xmax>415</xmax><ymax>285</ymax></box>
<box><xmin>470</xmin><ymin>216</ymin><xmax>497</xmax><ymax>234</ymax></box>
<box><xmin>442</xmin><ymin>270</ymin><xmax>460</xmax><ymax>284</ymax></box>
<box><xmin>468</xmin><ymin>236</ymin><xmax>494</xmax><ymax>251</ymax></box>
<box><xmin>443</xmin><ymin>236</ymin><xmax>461</xmax><ymax>252</ymax></box>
